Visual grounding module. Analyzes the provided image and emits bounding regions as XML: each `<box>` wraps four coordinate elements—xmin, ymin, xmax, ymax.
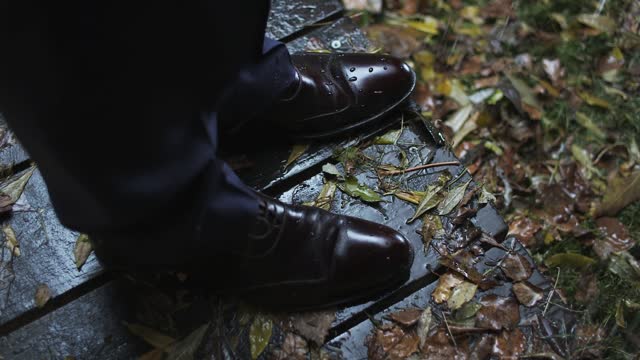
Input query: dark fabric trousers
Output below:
<box><xmin>0</xmin><ymin>1</ymin><xmax>298</xmax><ymax>268</ymax></box>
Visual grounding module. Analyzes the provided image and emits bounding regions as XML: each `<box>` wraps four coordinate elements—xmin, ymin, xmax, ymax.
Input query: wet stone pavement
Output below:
<box><xmin>0</xmin><ymin>1</ymin><xmax>573</xmax><ymax>359</ymax></box>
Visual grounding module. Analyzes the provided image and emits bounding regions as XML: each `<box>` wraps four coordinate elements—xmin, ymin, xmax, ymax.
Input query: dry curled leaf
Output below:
<box><xmin>3</xmin><ymin>224</ymin><xmax>20</xmax><ymax>257</ymax></box>
<box><xmin>73</xmin><ymin>234</ymin><xmax>93</xmax><ymax>270</ymax></box>
<box><xmin>500</xmin><ymin>252</ymin><xmax>533</xmax><ymax>281</ymax></box>
<box><xmin>476</xmin><ymin>295</ymin><xmax>520</xmax><ymax>330</ymax></box>
<box><xmin>34</xmin><ymin>284</ymin><xmax>51</xmax><ymax>308</ymax></box>
<box><xmin>512</xmin><ymin>281</ymin><xmax>544</xmax><ymax>307</ymax></box>
<box><xmin>0</xmin><ymin>166</ymin><xmax>35</xmax><ymax>205</ymax></box>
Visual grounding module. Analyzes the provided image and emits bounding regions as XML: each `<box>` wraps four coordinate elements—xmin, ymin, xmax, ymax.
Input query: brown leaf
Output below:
<box><xmin>468</xmin><ymin>334</ymin><xmax>495</xmax><ymax>360</ymax></box>
<box><xmin>593</xmin><ymin>217</ymin><xmax>635</xmax><ymax>260</ymax></box>
<box><xmin>290</xmin><ymin>310</ymin><xmax>335</xmax><ymax>346</ymax></box>
<box><xmin>421</xmin><ymin>328</ymin><xmax>470</xmax><ymax>359</ymax></box>
<box><xmin>480</xmin><ymin>0</ymin><xmax>514</xmax><ymax>18</ymax></box>
<box><xmin>512</xmin><ymin>281</ymin><xmax>544</xmax><ymax>307</ymax></box>
<box><xmin>416</xmin><ymin>307</ymin><xmax>433</xmax><ymax>348</ymax></box>
<box><xmin>439</xmin><ymin>253</ymin><xmax>484</xmax><ymax>284</ymax></box>
<box><xmin>0</xmin><ymin>167</ymin><xmax>35</xmax><ymax>205</ymax></box>
<box><xmin>73</xmin><ymin>234</ymin><xmax>93</xmax><ymax>270</ymax></box>
<box><xmin>271</xmin><ymin>333</ymin><xmax>308</xmax><ymax>360</ymax></box>
<box><xmin>508</xmin><ymin>217</ymin><xmax>542</xmax><ymax>247</ymax></box>
<box><xmin>432</xmin><ymin>272</ymin><xmax>464</xmax><ymax>304</ymax></box>
<box><xmin>3</xmin><ymin>224</ymin><xmax>20</xmax><ymax>257</ymax></box>
<box><xmin>500</xmin><ymin>252</ymin><xmax>533</xmax><ymax>281</ymax></box>
<box><xmin>476</xmin><ymin>295</ymin><xmax>520</xmax><ymax>330</ymax></box>
<box><xmin>492</xmin><ymin>329</ymin><xmax>526</xmax><ymax>358</ymax></box>
<box><xmin>365</xmin><ymin>24</ymin><xmax>421</xmax><ymax>59</ymax></box>
<box><xmin>388</xmin><ymin>308</ymin><xmax>422</xmax><ymax>327</ymax></box>
<box><xmin>34</xmin><ymin>284</ymin><xmax>51</xmax><ymax>308</ymax></box>
<box><xmin>367</xmin><ymin>324</ymin><xmax>419</xmax><ymax>360</ymax></box>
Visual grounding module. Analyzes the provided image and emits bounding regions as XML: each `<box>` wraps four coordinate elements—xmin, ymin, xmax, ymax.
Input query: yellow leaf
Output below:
<box><xmin>432</xmin><ymin>272</ymin><xmax>464</xmax><ymax>303</ymax></box>
<box><xmin>73</xmin><ymin>234</ymin><xmax>93</xmax><ymax>270</ymax></box>
<box><xmin>34</xmin><ymin>284</ymin><xmax>52</xmax><ymax>308</ymax></box>
<box><xmin>3</xmin><ymin>224</ymin><xmax>20</xmax><ymax>257</ymax></box>
<box><xmin>285</xmin><ymin>144</ymin><xmax>309</xmax><ymax>168</ymax></box>
<box><xmin>405</xmin><ymin>16</ymin><xmax>439</xmax><ymax>35</ymax></box>
<box><xmin>250</xmin><ymin>314</ymin><xmax>273</xmax><ymax>360</ymax></box>
<box><xmin>578</xmin><ymin>91</ymin><xmax>611</xmax><ymax>109</ymax></box>
<box><xmin>447</xmin><ymin>280</ymin><xmax>477</xmax><ymax>310</ymax></box>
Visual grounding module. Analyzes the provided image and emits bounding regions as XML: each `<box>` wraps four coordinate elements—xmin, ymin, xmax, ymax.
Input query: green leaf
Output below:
<box><xmin>454</xmin><ymin>301</ymin><xmax>482</xmax><ymax>321</ymax></box>
<box><xmin>311</xmin><ymin>180</ymin><xmax>337</xmax><ymax>211</ymax></box>
<box><xmin>545</xmin><ymin>253</ymin><xmax>596</xmax><ymax>269</ymax></box>
<box><xmin>321</xmin><ymin>163</ymin><xmax>342</xmax><ymax>178</ymax></box>
<box><xmin>373</xmin><ymin>128</ymin><xmax>402</xmax><ymax>145</ymax></box>
<box><xmin>570</xmin><ymin>144</ymin><xmax>599</xmax><ymax>178</ymax></box>
<box><xmin>576</xmin><ymin>14</ymin><xmax>616</xmax><ymax>33</ymax></box>
<box><xmin>438</xmin><ymin>179</ymin><xmax>472</xmax><ymax>215</ymax></box>
<box><xmin>394</xmin><ymin>190</ymin><xmax>426</xmax><ymax>205</ymax></box>
<box><xmin>250</xmin><ymin>314</ymin><xmax>273</xmax><ymax>360</ymax></box>
<box><xmin>337</xmin><ymin>176</ymin><xmax>382</xmax><ymax>203</ymax></box>
<box><xmin>575</xmin><ymin>112</ymin><xmax>606</xmax><ymax>140</ymax></box>
<box><xmin>407</xmin><ymin>173</ymin><xmax>451</xmax><ymax>223</ymax></box>
<box><xmin>447</xmin><ymin>280</ymin><xmax>477</xmax><ymax>310</ymax></box>
<box><xmin>577</xmin><ymin>91</ymin><xmax>611</xmax><ymax>109</ymax></box>
<box><xmin>596</xmin><ymin>171</ymin><xmax>640</xmax><ymax>216</ymax></box>
<box><xmin>285</xmin><ymin>144</ymin><xmax>309</xmax><ymax>168</ymax></box>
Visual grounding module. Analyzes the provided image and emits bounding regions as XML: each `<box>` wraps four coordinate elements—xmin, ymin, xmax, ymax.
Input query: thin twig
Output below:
<box><xmin>543</xmin><ymin>268</ymin><xmax>561</xmax><ymax>316</ymax></box>
<box><xmin>380</xmin><ymin>161</ymin><xmax>460</xmax><ymax>176</ymax></box>
<box><xmin>441</xmin><ymin>311</ymin><xmax>458</xmax><ymax>348</ymax></box>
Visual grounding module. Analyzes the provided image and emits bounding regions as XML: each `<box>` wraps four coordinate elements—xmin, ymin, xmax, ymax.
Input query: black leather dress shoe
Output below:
<box><xmin>209</xmin><ymin>191</ymin><xmax>414</xmax><ymax>310</ymax></box>
<box><xmin>265</xmin><ymin>53</ymin><xmax>416</xmax><ymax>139</ymax></box>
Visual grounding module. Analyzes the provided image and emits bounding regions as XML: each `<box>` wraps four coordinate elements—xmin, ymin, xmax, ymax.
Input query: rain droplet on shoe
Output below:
<box><xmin>348</xmin><ymin>76</ymin><xmax>357</xmax><ymax>81</ymax></box>
<box><xmin>383</xmin><ymin>66</ymin><xmax>388</xmax><ymax>70</ymax></box>
<box><xmin>369</xmin><ymin>67</ymin><xmax>373</xmax><ymax>72</ymax></box>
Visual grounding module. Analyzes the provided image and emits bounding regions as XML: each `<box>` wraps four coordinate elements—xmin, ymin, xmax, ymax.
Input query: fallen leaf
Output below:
<box><xmin>596</xmin><ymin>171</ymin><xmax>640</xmax><ymax>216</ymax></box>
<box><xmin>545</xmin><ymin>253</ymin><xmax>596</xmax><ymax>269</ymax></box>
<box><xmin>440</xmin><ymin>254</ymin><xmax>484</xmax><ymax>283</ymax></box>
<box><xmin>271</xmin><ymin>333</ymin><xmax>308</xmax><ymax>360</ymax></box>
<box><xmin>447</xmin><ymin>280</ymin><xmax>477</xmax><ymax>310</ymax></box>
<box><xmin>407</xmin><ymin>172</ymin><xmax>451</xmax><ymax>222</ymax></box>
<box><xmin>421</xmin><ymin>213</ymin><xmax>443</xmax><ymax>253</ymax></box>
<box><xmin>290</xmin><ymin>311</ymin><xmax>335</xmax><ymax>346</ymax></box>
<box><xmin>575</xmin><ymin>273</ymin><xmax>599</xmax><ymax>303</ymax></box>
<box><xmin>343</xmin><ymin>0</ymin><xmax>382</xmax><ymax>12</ymax></box>
<box><xmin>3</xmin><ymin>224</ymin><xmax>20</xmax><ymax>257</ymax></box>
<box><xmin>165</xmin><ymin>323</ymin><xmax>209</xmax><ymax>360</ymax></box>
<box><xmin>577</xmin><ymin>91</ymin><xmax>611</xmax><ymax>109</ymax></box>
<box><xmin>311</xmin><ymin>180</ymin><xmax>337</xmax><ymax>211</ymax></box>
<box><xmin>285</xmin><ymin>144</ymin><xmax>309</xmax><ymax>168</ymax></box>
<box><xmin>0</xmin><ymin>166</ymin><xmax>35</xmax><ymax>205</ymax></box>
<box><xmin>608</xmin><ymin>251</ymin><xmax>640</xmax><ymax>284</ymax></box>
<box><xmin>505</xmin><ymin>74</ymin><xmax>543</xmax><ymax>120</ymax></box>
<box><xmin>445</xmin><ymin>104</ymin><xmax>474</xmax><ymax>133</ymax></box>
<box><xmin>438</xmin><ymin>179</ymin><xmax>472</xmax><ymax>215</ymax></box>
<box><xmin>492</xmin><ymin>329</ymin><xmax>526</xmax><ymax>358</ymax></box>
<box><xmin>575</xmin><ymin>112</ymin><xmax>606</xmax><ymax>140</ymax></box>
<box><xmin>388</xmin><ymin>308</ymin><xmax>422</xmax><ymax>327</ymax></box>
<box><xmin>421</xmin><ymin>328</ymin><xmax>470</xmax><ymax>358</ymax></box>
<box><xmin>34</xmin><ymin>284</ymin><xmax>52</xmax><ymax>308</ymax></box>
<box><xmin>454</xmin><ymin>301</ymin><xmax>482</xmax><ymax>322</ymax></box>
<box><xmin>593</xmin><ymin>217</ymin><xmax>634</xmax><ymax>260</ymax></box>
<box><xmin>512</xmin><ymin>281</ymin><xmax>544</xmax><ymax>307</ymax></box>
<box><xmin>571</xmin><ymin>144</ymin><xmax>599</xmax><ymax>177</ymax></box>
<box><xmin>126</xmin><ymin>323</ymin><xmax>175</xmax><ymax>349</ymax></box>
<box><xmin>321</xmin><ymin>163</ymin><xmax>342</xmax><ymax>178</ymax></box>
<box><xmin>365</xmin><ymin>24</ymin><xmax>421</xmax><ymax>59</ymax></box>
<box><xmin>416</xmin><ymin>307</ymin><xmax>433</xmax><ymax>348</ymax></box>
<box><xmin>73</xmin><ymin>234</ymin><xmax>93</xmax><ymax>270</ymax></box>
<box><xmin>337</xmin><ymin>176</ymin><xmax>382</xmax><ymax>203</ymax></box>
<box><xmin>542</xmin><ymin>58</ymin><xmax>564</xmax><ymax>85</ymax></box>
<box><xmin>577</xmin><ymin>14</ymin><xmax>616</xmax><ymax>33</ymax></box>
<box><xmin>367</xmin><ymin>324</ymin><xmax>419</xmax><ymax>360</ymax></box>
<box><xmin>500</xmin><ymin>252</ymin><xmax>533</xmax><ymax>281</ymax></box>
<box><xmin>373</xmin><ymin>128</ymin><xmax>402</xmax><ymax>145</ymax></box>
<box><xmin>478</xmin><ymin>186</ymin><xmax>496</xmax><ymax>204</ymax></box>
<box><xmin>405</xmin><ymin>16</ymin><xmax>439</xmax><ymax>35</ymax></box>
<box><xmin>616</xmin><ymin>301</ymin><xmax>626</xmax><ymax>328</ymax></box>
<box><xmin>394</xmin><ymin>190</ymin><xmax>424</xmax><ymax>204</ymax></box>
<box><xmin>250</xmin><ymin>314</ymin><xmax>273</xmax><ymax>360</ymax></box>
<box><xmin>476</xmin><ymin>295</ymin><xmax>520</xmax><ymax>330</ymax></box>
<box><xmin>432</xmin><ymin>272</ymin><xmax>465</xmax><ymax>304</ymax></box>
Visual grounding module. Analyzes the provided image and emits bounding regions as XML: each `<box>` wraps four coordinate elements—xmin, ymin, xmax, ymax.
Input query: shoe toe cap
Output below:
<box><xmin>331</xmin><ymin>217</ymin><xmax>414</xmax><ymax>288</ymax></box>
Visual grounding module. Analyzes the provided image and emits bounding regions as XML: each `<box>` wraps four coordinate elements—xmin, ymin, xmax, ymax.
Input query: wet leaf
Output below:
<box><xmin>34</xmin><ymin>283</ymin><xmax>52</xmax><ymax>308</ymax></box>
<box><xmin>577</xmin><ymin>14</ymin><xmax>616</xmax><ymax>33</ymax></box>
<box><xmin>407</xmin><ymin>172</ymin><xmax>451</xmax><ymax>222</ymax></box>
<box><xmin>492</xmin><ymin>329</ymin><xmax>526</xmax><ymax>358</ymax></box>
<box><xmin>165</xmin><ymin>323</ymin><xmax>209</xmax><ymax>360</ymax></box>
<box><xmin>337</xmin><ymin>176</ymin><xmax>382</xmax><ymax>203</ymax></box>
<box><xmin>126</xmin><ymin>323</ymin><xmax>175</xmax><ymax>349</ymax></box>
<box><xmin>421</xmin><ymin>328</ymin><xmax>470</xmax><ymax>359</ymax></box>
<box><xmin>311</xmin><ymin>180</ymin><xmax>337</xmax><ymax>211</ymax></box>
<box><xmin>285</xmin><ymin>144</ymin><xmax>309</xmax><ymax>168</ymax></box>
<box><xmin>512</xmin><ymin>281</ymin><xmax>544</xmax><ymax>307</ymax></box>
<box><xmin>405</xmin><ymin>16</ymin><xmax>439</xmax><ymax>35</ymax></box>
<box><xmin>440</xmin><ymin>254</ymin><xmax>484</xmax><ymax>283</ymax></box>
<box><xmin>250</xmin><ymin>314</ymin><xmax>273</xmax><ymax>359</ymax></box>
<box><xmin>394</xmin><ymin>190</ymin><xmax>424</xmax><ymax>205</ymax></box>
<box><xmin>575</xmin><ymin>112</ymin><xmax>606</xmax><ymax>140</ymax></box>
<box><xmin>596</xmin><ymin>171</ymin><xmax>640</xmax><ymax>216</ymax></box>
<box><xmin>438</xmin><ymin>179</ymin><xmax>471</xmax><ymax>215</ymax></box>
<box><xmin>577</xmin><ymin>91</ymin><xmax>611</xmax><ymax>109</ymax></box>
<box><xmin>571</xmin><ymin>144</ymin><xmax>599</xmax><ymax>177</ymax></box>
<box><xmin>505</xmin><ymin>74</ymin><xmax>543</xmax><ymax>120</ymax></box>
<box><xmin>593</xmin><ymin>217</ymin><xmax>634</xmax><ymax>260</ymax></box>
<box><xmin>476</xmin><ymin>295</ymin><xmax>520</xmax><ymax>330</ymax></box>
<box><xmin>545</xmin><ymin>252</ymin><xmax>596</xmax><ymax>269</ymax></box>
<box><xmin>3</xmin><ymin>224</ymin><xmax>20</xmax><ymax>257</ymax></box>
<box><xmin>73</xmin><ymin>234</ymin><xmax>93</xmax><ymax>270</ymax></box>
<box><xmin>478</xmin><ymin>186</ymin><xmax>496</xmax><ymax>204</ymax></box>
<box><xmin>290</xmin><ymin>311</ymin><xmax>335</xmax><ymax>346</ymax></box>
<box><xmin>367</xmin><ymin>324</ymin><xmax>419</xmax><ymax>360</ymax></box>
<box><xmin>365</xmin><ymin>24</ymin><xmax>421</xmax><ymax>59</ymax></box>
<box><xmin>499</xmin><ymin>252</ymin><xmax>533</xmax><ymax>281</ymax></box>
<box><xmin>447</xmin><ymin>280</ymin><xmax>477</xmax><ymax>310</ymax></box>
<box><xmin>373</xmin><ymin>128</ymin><xmax>402</xmax><ymax>145</ymax></box>
<box><xmin>388</xmin><ymin>308</ymin><xmax>422</xmax><ymax>327</ymax></box>
<box><xmin>454</xmin><ymin>301</ymin><xmax>482</xmax><ymax>321</ymax></box>
<box><xmin>0</xmin><ymin>166</ymin><xmax>35</xmax><ymax>205</ymax></box>
<box><xmin>321</xmin><ymin>163</ymin><xmax>342</xmax><ymax>178</ymax></box>
<box><xmin>421</xmin><ymin>213</ymin><xmax>443</xmax><ymax>253</ymax></box>
<box><xmin>432</xmin><ymin>272</ymin><xmax>464</xmax><ymax>304</ymax></box>
<box><xmin>416</xmin><ymin>307</ymin><xmax>433</xmax><ymax>348</ymax></box>
<box><xmin>271</xmin><ymin>333</ymin><xmax>308</xmax><ymax>360</ymax></box>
